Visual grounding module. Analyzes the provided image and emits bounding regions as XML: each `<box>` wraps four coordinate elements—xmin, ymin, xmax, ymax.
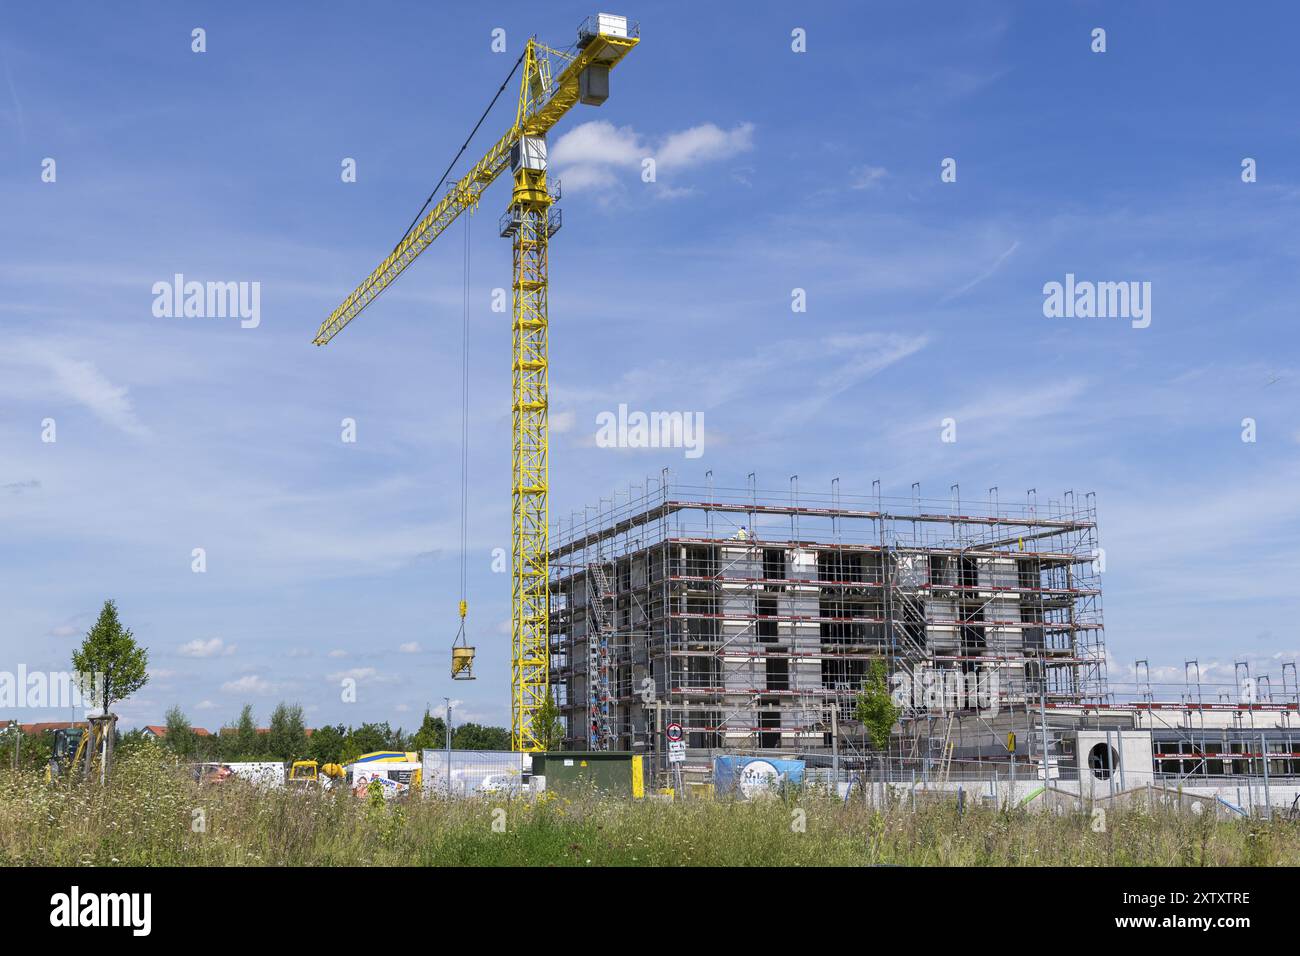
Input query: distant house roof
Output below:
<box><xmin>15</xmin><ymin>722</ymin><xmax>80</xmax><ymax>734</ymax></box>
<box><xmin>142</xmin><ymin>725</ymin><xmax>212</xmax><ymax>737</ymax></box>
<box><xmin>11</xmin><ymin>721</ymin><xmax>217</xmax><ymax>737</ymax></box>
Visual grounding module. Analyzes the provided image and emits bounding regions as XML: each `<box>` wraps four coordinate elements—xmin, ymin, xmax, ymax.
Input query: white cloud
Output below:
<box><xmin>550</xmin><ymin>410</ymin><xmax>576</xmax><ymax>435</ymax></box>
<box><xmin>551</xmin><ymin>120</ymin><xmax>754</xmax><ymax>197</ymax></box>
<box><xmin>553</xmin><ymin>164</ymin><xmax>619</xmax><ymax>192</ymax></box>
<box><xmin>327</xmin><ymin>649</ymin><xmax>348</xmax><ymax>658</ymax></box>
<box><xmin>657</xmin><ymin>122</ymin><xmax>754</xmax><ymax>168</ymax></box>
<box><xmin>221</xmin><ymin>674</ymin><xmax>274</xmax><ymax>695</ymax></box>
<box><xmin>550</xmin><ymin>120</ymin><xmax>643</xmax><ymax>167</ymax></box>
<box><xmin>178</xmin><ymin>637</ymin><xmax>234</xmax><ymax>658</ymax></box>
<box><xmin>398</xmin><ymin>641</ymin><xmax>421</xmax><ymax>654</ymax></box>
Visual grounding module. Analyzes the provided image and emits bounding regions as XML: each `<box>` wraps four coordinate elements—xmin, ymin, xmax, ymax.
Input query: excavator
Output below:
<box><xmin>44</xmin><ymin>720</ymin><xmax>113</xmax><ymax>784</ymax></box>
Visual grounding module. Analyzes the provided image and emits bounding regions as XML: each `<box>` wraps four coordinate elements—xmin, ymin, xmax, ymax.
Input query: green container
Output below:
<box><xmin>532</xmin><ymin>751</ymin><xmax>643</xmax><ymax>798</ymax></box>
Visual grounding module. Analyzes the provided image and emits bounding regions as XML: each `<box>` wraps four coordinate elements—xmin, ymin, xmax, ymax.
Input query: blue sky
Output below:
<box><xmin>2</xmin><ymin>1</ymin><xmax>1298</xmax><ymax>729</ymax></box>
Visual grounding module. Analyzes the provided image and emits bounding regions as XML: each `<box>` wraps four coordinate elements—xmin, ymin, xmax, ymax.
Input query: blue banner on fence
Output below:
<box><xmin>713</xmin><ymin>755</ymin><xmax>805</xmax><ymax>798</ymax></box>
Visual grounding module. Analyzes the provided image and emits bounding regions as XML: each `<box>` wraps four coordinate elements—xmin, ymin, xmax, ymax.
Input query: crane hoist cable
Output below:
<box><xmin>396</xmin><ymin>50</ymin><xmax>526</xmax><ymax>255</ymax></box>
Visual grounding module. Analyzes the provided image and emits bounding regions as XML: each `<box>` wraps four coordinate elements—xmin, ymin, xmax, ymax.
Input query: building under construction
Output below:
<box><xmin>547</xmin><ymin>475</ymin><xmax>1107</xmax><ymax>760</ymax></box>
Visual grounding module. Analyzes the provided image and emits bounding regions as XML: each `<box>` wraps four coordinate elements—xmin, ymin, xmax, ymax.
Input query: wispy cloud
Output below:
<box><xmin>850</xmin><ymin>165</ymin><xmax>888</xmax><ymax>190</ymax></box>
<box><xmin>939</xmin><ymin>240</ymin><xmax>1019</xmax><ymax>303</ymax></box>
<box><xmin>2</xmin><ymin>341</ymin><xmax>150</xmax><ymax>439</ymax></box>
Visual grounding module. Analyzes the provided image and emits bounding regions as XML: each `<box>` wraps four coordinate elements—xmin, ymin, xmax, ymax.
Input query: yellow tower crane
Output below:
<box><xmin>313</xmin><ymin>14</ymin><xmax>639</xmax><ymax>751</ymax></box>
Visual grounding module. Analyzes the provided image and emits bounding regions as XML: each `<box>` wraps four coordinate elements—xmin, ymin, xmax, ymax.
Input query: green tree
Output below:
<box><xmin>266</xmin><ymin>702</ymin><xmax>308</xmax><ymax>760</ymax></box>
<box><xmin>163</xmin><ymin>705</ymin><xmax>197</xmax><ymax>758</ymax></box>
<box><xmin>533</xmin><ymin>693</ymin><xmax>565</xmax><ymax>751</ymax></box>
<box><xmin>452</xmin><ymin>723</ymin><xmax>510</xmax><ymax>751</ymax></box>
<box><xmin>232</xmin><ymin>704</ymin><xmax>261</xmax><ymax>759</ymax></box>
<box><xmin>71</xmin><ymin>600</ymin><xmax>149</xmax><ymax>715</ymax></box>
<box><xmin>347</xmin><ymin>722</ymin><xmax>391</xmax><ymax>758</ymax></box>
<box><xmin>854</xmin><ymin>660</ymin><xmax>900</xmax><ymax>751</ymax></box>
<box><xmin>410</xmin><ymin>710</ymin><xmax>448</xmax><ymax>752</ymax></box>
<box><xmin>308</xmin><ymin>724</ymin><xmax>347</xmax><ymax>765</ymax></box>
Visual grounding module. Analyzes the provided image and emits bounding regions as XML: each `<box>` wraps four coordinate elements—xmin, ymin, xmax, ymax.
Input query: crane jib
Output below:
<box><xmin>312</xmin><ymin>28</ymin><xmax>637</xmax><ymax>347</ymax></box>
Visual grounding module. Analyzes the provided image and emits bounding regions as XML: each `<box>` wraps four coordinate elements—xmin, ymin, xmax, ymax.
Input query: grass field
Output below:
<box><xmin>2</xmin><ymin>745</ymin><xmax>1297</xmax><ymax>866</ymax></box>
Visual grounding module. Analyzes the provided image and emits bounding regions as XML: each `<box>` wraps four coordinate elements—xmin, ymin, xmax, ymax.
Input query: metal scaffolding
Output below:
<box><xmin>547</xmin><ymin>473</ymin><xmax>1109</xmax><ymax>761</ymax></box>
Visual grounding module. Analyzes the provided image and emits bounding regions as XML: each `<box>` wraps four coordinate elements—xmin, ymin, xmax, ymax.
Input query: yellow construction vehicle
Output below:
<box><xmin>314</xmin><ymin>13</ymin><xmax>640</xmax><ymax>751</ymax></box>
<box><xmin>44</xmin><ymin>719</ymin><xmax>113</xmax><ymax>784</ymax></box>
<box><xmin>287</xmin><ymin>759</ymin><xmax>345</xmax><ymax>789</ymax></box>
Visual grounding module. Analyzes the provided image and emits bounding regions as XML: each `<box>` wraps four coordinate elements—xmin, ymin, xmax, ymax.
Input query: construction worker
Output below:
<box><xmin>735</xmin><ymin>525</ymin><xmax>749</xmax><ymax>541</ymax></box>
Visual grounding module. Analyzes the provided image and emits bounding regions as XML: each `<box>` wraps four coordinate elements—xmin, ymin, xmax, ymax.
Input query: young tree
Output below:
<box><xmin>266</xmin><ymin>702</ymin><xmax>308</xmax><ymax>760</ymax></box>
<box><xmin>71</xmin><ymin>600</ymin><xmax>149</xmax><ymax>715</ymax></box>
<box><xmin>307</xmin><ymin>724</ymin><xmax>347</xmax><ymax>765</ymax></box>
<box><xmin>388</xmin><ymin>726</ymin><xmax>411</xmax><ymax>751</ymax></box>
<box><xmin>855</xmin><ymin>659</ymin><xmax>900</xmax><ymax>751</ymax></box>
<box><xmin>164</xmin><ymin>705</ymin><xmax>197</xmax><ymax>758</ymax></box>
<box><xmin>533</xmin><ymin>693</ymin><xmax>566</xmax><ymax>752</ymax></box>
<box><xmin>232</xmin><ymin>704</ymin><xmax>261</xmax><ymax>759</ymax></box>
<box><xmin>410</xmin><ymin>710</ymin><xmax>448</xmax><ymax>752</ymax></box>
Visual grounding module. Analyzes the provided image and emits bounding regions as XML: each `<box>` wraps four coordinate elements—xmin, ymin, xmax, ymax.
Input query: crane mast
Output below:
<box><xmin>313</xmin><ymin>15</ymin><xmax>639</xmax><ymax>752</ymax></box>
<box><xmin>505</xmin><ymin>43</ymin><xmax>557</xmax><ymax>752</ymax></box>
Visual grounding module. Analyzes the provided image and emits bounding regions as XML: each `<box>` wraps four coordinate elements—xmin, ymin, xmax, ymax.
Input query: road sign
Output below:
<box><xmin>665</xmin><ymin>722</ymin><xmax>683</xmax><ymax>742</ymax></box>
<box><xmin>667</xmin><ymin>740</ymin><xmax>686</xmax><ymax>763</ymax></box>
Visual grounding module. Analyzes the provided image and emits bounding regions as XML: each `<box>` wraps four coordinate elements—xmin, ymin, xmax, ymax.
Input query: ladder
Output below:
<box><xmin>886</xmin><ymin>549</ymin><xmax>930</xmax><ymax>721</ymax></box>
<box><xmin>938</xmin><ymin>713</ymin><xmax>956</xmax><ymax>782</ymax></box>
<box><xmin>587</xmin><ymin>564</ymin><xmax>616</xmax><ymax>750</ymax></box>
